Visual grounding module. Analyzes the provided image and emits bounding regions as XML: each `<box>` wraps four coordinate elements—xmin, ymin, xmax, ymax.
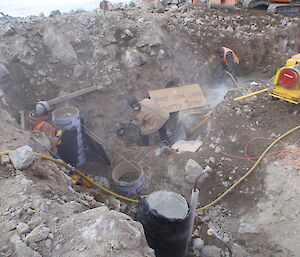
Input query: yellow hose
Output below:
<box><xmin>234</xmin><ymin>88</ymin><xmax>268</xmax><ymax>101</ymax></box>
<box><xmin>0</xmin><ymin>151</ymin><xmax>138</xmax><ymax>203</ymax></box>
<box><xmin>188</xmin><ymin>112</ymin><xmax>213</xmax><ymax>135</ymax></box>
<box><xmin>0</xmin><ymin>151</ymin><xmax>10</xmax><ymax>156</ymax></box>
<box><xmin>2</xmin><ymin>124</ymin><xmax>299</xmax><ymax>208</ymax></box>
<box><xmin>196</xmin><ymin>124</ymin><xmax>300</xmax><ymax>212</ymax></box>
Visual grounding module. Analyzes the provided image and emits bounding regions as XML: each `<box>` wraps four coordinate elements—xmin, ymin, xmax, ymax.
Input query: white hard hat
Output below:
<box><xmin>35</xmin><ymin>101</ymin><xmax>50</xmax><ymax>114</ymax></box>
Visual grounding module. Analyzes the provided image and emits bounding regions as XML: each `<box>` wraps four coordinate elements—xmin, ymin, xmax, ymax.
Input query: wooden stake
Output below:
<box><xmin>19</xmin><ymin>110</ymin><xmax>25</xmax><ymax>129</ymax></box>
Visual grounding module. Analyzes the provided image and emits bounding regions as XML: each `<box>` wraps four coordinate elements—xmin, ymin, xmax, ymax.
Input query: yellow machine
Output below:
<box><xmin>270</xmin><ymin>53</ymin><xmax>300</xmax><ymax>104</ymax></box>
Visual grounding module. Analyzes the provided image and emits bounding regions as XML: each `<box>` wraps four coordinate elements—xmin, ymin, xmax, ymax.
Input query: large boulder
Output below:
<box><xmin>9</xmin><ymin>145</ymin><xmax>36</xmax><ymax>170</ymax></box>
<box><xmin>11</xmin><ymin>37</ymin><xmax>36</xmax><ymax>69</ymax></box>
<box><xmin>184</xmin><ymin>159</ymin><xmax>206</xmax><ymax>184</ymax></box>
<box><xmin>53</xmin><ymin>206</ymin><xmax>155</xmax><ymax>257</ymax></box>
<box><xmin>42</xmin><ymin>25</ymin><xmax>78</xmax><ymax>66</ymax></box>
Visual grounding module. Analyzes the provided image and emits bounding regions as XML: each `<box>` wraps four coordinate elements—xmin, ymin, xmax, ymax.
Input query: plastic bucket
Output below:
<box><xmin>136</xmin><ymin>190</ymin><xmax>191</xmax><ymax>257</ymax></box>
<box><xmin>52</xmin><ymin>106</ymin><xmax>86</xmax><ymax>167</ymax></box>
<box><xmin>112</xmin><ymin>161</ymin><xmax>146</xmax><ymax>195</ymax></box>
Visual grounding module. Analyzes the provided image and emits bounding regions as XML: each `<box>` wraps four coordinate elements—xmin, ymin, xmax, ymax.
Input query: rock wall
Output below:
<box><xmin>0</xmin><ymin>5</ymin><xmax>299</xmax><ymax>117</ymax></box>
<box><xmin>0</xmin><ymin>4</ymin><xmax>300</xmax><ymax>165</ymax></box>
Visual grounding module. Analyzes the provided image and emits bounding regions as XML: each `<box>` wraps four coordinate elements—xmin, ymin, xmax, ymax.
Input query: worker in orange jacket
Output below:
<box><xmin>28</xmin><ymin>101</ymin><xmax>60</xmax><ymax>154</ymax></box>
<box><xmin>28</xmin><ymin>101</ymin><xmax>90</xmax><ymax>187</ymax></box>
<box><xmin>214</xmin><ymin>47</ymin><xmax>239</xmax><ymax>80</ymax></box>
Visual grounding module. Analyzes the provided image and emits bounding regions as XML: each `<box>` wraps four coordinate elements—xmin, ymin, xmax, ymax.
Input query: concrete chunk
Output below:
<box><xmin>43</xmin><ymin>25</ymin><xmax>78</xmax><ymax>66</ymax></box>
<box><xmin>10</xmin><ymin>234</ymin><xmax>42</xmax><ymax>257</ymax></box>
<box><xmin>16</xmin><ymin>223</ymin><xmax>31</xmax><ymax>235</ymax></box>
<box><xmin>193</xmin><ymin>237</ymin><xmax>204</xmax><ymax>250</ymax></box>
<box><xmin>201</xmin><ymin>245</ymin><xmax>221</xmax><ymax>257</ymax></box>
<box><xmin>122</xmin><ymin>48</ymin><xmax>147</xmax><ymax>68</ymax></box>
<box><xmin>9</xmin><ymin>146</ymin><xmax>35</xmax><ymax>170</ymax></box>
<box><xmin>26</xmin><ymin>225</ymin><xmax>50</xmax><ymax>243</ymax></box>
<box><xmin>184</xmin><ymin>159</ymin><xmax>205</xmax><ymax>184</ymax></box>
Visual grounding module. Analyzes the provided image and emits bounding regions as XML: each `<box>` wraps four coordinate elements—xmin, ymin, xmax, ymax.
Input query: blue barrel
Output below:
<box><xmin>52</xmin><ymin>106</ymin><xmax>86</xmax><ymax>167</ymax></box>
<box><xmin>112</xmin><ymin>161</ymin><xmax>146</xmax><ymax>196</ymax></box>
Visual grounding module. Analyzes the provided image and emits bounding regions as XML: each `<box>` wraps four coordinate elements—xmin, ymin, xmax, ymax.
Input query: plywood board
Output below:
<box><xmin>172</xmin><ymin>140</ymin><xmax>203</xmax><ymax>153</ymax></box>
<box><xmin>148</xmin><ymin>84</ymin><xmax>207</xmax><ymax>113</ymax></box>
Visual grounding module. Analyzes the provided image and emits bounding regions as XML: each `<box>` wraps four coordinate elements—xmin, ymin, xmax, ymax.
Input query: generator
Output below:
<box><xmin>269</xmin><ymin>53</ymin><xmax>300</xmax><ymax>104</ymax></box>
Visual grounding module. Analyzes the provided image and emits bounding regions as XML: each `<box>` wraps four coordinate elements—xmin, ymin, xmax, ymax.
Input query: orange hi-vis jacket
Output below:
<box><xmin>222</xmin><ymin>47</ymin><xmax>239</xmax><ymax>67</ymax></box>
<box><xmin>33</xmin><ymin>121</ymin><xmax>55</xmax><ymax>137</ymax></box>
<box><xmin>28</xmin><ymin>114</ymin><xmax>59</xmax><ymax>153</ymax></box>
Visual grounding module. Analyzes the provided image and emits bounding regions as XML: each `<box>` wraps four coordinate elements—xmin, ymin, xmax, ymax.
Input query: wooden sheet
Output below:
<box><xmin>148</xmin><ymin>84</ymin><xmax>207</xmax><ymax>113</ymax></box>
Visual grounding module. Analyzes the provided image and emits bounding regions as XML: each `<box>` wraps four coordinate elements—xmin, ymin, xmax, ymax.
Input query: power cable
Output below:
<box><xmin>196</xmin><ymin>124</ymin><xmax>300</xmax><ymax>212</ymax></box>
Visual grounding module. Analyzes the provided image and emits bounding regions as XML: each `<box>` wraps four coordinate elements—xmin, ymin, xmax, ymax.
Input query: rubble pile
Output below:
<box><xmin>0</xmin><ymin>109</ymin><xmax>154</xmax><ymax>257</ymax></box>
<box><xmin>0</xmin><ymin>3</ymin><xmax>300</xmax><ymax>257</ymax></box>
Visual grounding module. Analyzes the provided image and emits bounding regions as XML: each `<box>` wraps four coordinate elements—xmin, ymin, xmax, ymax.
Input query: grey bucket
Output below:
<box><xmin>52</xmin><ymin>106</ymin><xmax>86</xmax><ymax>167</ymax></box>
<box><xmin>112</xmin><ymin>161</ymin><xmax>146</xmax><ymax>195</ymax></box>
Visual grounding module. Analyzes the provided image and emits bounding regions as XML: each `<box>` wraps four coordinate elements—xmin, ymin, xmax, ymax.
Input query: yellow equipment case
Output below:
<box><xmin>270</xmin><ymin>53</ymin><xmax>300</xmax><ymax>104</ymax></box>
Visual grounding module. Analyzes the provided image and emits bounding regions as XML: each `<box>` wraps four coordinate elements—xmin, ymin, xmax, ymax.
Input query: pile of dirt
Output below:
<box><xmin>0</xmin><ymin>104</ymin><xmax>154</xmax><ymax>257</ymax></box>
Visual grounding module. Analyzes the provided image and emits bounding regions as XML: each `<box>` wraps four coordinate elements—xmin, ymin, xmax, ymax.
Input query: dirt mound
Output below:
<box><xmin>0</xmin><ymin>103</ymin><xmax>154</xmax><ymax>257</ymax></box>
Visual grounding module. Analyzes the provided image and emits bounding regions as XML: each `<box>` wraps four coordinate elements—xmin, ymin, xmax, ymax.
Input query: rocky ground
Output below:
<box><xmin>1</xmin><ymin>2</ymin><xmax>300</xmax><ymax>257</ymax></box>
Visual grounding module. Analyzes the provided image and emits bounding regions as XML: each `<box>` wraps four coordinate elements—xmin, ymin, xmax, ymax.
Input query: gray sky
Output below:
<box><xmin>0</xmin><ymin>0</ymin><xmax>129</xmax><ymax>17</ymax></box>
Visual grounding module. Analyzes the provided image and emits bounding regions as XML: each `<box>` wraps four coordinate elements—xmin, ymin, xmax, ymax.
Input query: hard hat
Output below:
<box><xmin>35</xmin><ymin>101</ymin><xmax>50</xmax><ymax>114</ymax></box>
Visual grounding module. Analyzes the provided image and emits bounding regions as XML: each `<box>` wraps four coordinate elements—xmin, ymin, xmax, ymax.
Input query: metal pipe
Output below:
<box><xmin>187</xmin><ymin>188</ymin><xmax>199</xmax><ymax>252</ymax></box>
<box><xmin>194</xmin><ymin>166</ymin><xmax>212</xmax><ymax>190</ymax></box>
<box><xmin>225</xmin><ymin>71</ymin><xmax>239</xmax><ymax>88</ymax></box>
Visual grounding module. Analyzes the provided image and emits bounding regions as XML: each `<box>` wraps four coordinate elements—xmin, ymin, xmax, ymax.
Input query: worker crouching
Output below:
<box><xmin>130</xmin><ymin>98</ymin><xmax>170</xmax><ymax>146</ymax></box>
<box><xmin>28</xmin><ymin>101</ymin><xmax>60</xmax><ymax>154</ymax></box>
<box><xmin>214</xmin><ymin>47</ymin><xmax>239</xmax><ymax>81</ymax></box>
